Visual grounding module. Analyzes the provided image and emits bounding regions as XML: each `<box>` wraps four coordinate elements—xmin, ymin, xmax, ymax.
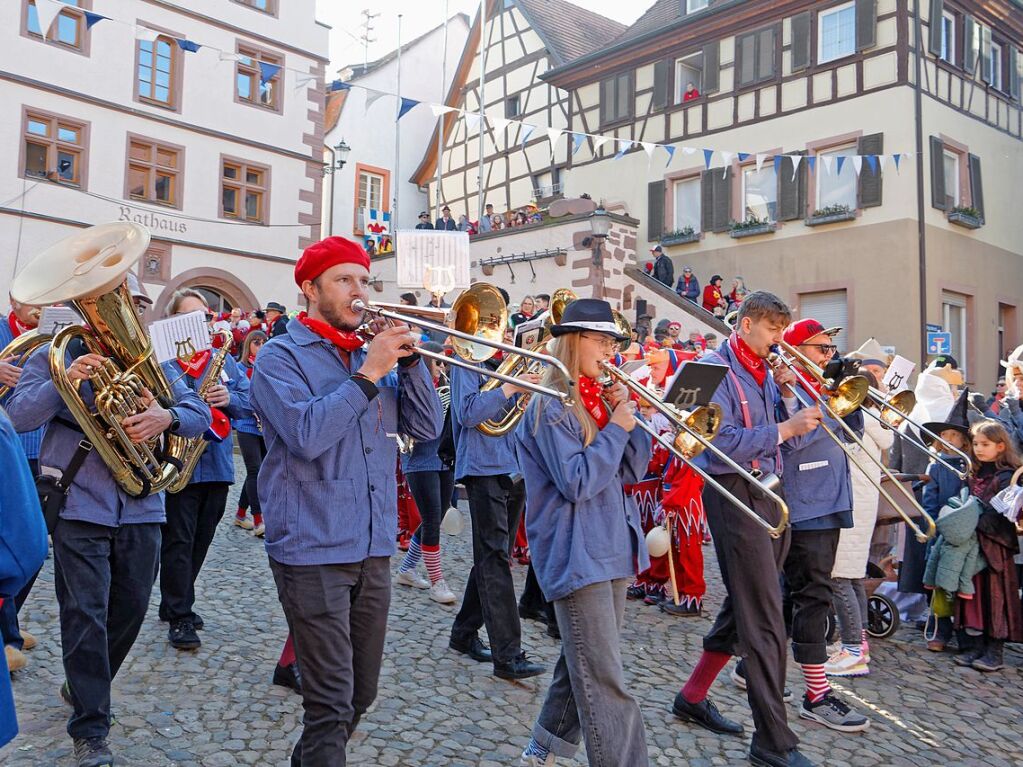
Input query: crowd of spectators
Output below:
<box><xmin>414</xmin><ymin>202</ymin><xmax>544</xmax><ymax>238</ymax></box>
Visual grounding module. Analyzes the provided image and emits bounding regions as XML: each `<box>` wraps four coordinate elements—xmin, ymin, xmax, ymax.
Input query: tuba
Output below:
<box><xmin>11</xmin><ymin>223</ymin><xmax>190</xmax><ymax>498</ymax></box>
<box><xmin>0</xmin><ymin>329</ymin><xmax>51</xmax><ymax>399</ymax></box>
<box><xmin>166</xmin><ymin>329</ymin><xmax>235</xmax><ymax>494</ymax></box>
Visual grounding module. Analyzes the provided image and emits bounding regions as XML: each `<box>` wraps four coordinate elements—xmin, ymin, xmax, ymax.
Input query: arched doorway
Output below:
<box><xmin>191</xmin><ymin>286</ymin><xmax>234</xmax><ymax>314</ymax></box>
<box><xmin>153</xmin><ymin>267</ymin><xmax>261</xmax><ymax>319</ymax></box>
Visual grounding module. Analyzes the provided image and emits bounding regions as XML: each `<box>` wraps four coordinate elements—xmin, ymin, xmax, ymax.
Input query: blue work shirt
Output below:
<box><xmin>7</xmin><ymin>344</ymin><xmax>211</xmax><ymax>526</ymax></box>
<box><xmin>515</xmin><ymin>398</ymin><xmax>651</xmax><ymax>603</ymax></box>
<box><xmin>0</xmin><ymin>408</ymin><xmax>47</xmax><ymax>747</ymax></box>
<box><xmin>161</xmin><ymin>353</ymin><xmax>250</xmax><ymax>484</ymax></box>
<box><xmin>250</xmin><ymin>318</ymin><xmax>443</xmax><ymax>567</ymax></box>
<box><xmin>234</xmin><ymin>361</ymin><xmax>261</xmax><ymax>436</ymax></box>
<box><xmin>401</xmin><ymin>430</ymin><xmax>445</xmax><ymax>473</ymax></box>
<box><xmin>0</xmin><ymin>321</ymin><xmax>45</xmax><ymax>460</ymax></box>
<box><xmin>450</xmin><ymin>363</ymin><xmax>520</xmax><ymax>480</ymax></box>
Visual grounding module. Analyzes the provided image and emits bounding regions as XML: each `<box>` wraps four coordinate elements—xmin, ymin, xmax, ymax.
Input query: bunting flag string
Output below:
<box><xmin>34</xmin><ymin>0</ymin><xmax>64</xmax><ymax>39</ymax></box>
<box><xmin>663</xmin><ymin>145</ymin><xmax>676</xmax><ymax>168</ymax></box>
<box><xmin>397</xmin><ymin>97</ymin><xmax>419</xmax><ymax>120</ymax></box>
<box><xmin>177</xmin><ymin>39</ymin><xmax>202</xmax><ymax>54</ymax></box>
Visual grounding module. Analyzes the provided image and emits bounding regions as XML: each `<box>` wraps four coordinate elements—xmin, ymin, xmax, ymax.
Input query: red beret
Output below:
<box><xmin>294</xmin><ymin>237</ymin><xmax>371</xmax><ymax>286</ymax></box>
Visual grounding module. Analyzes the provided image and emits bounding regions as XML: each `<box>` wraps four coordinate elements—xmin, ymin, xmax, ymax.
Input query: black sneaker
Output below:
<box><xmin>799</xmin><ymin>692</ymin><xmax>869</xmax><ymax>732</ymax></box>
<box><xmin>73</xmin><ymin>736</ymin><xmax>114</xmax><ymax>767</ymax></box>
<box><xmin>168</xmin><ymin>619</ymin><xmax>201</xmax><ymax>650</ymax></box>
<box><xmin>192</xmin><ymin>613</ymin><xmax>204</xmax><ymax>631</ymax></box>
<box><xmin>626</xmin><ymin>584</ymin><xmax>646</xmax><ymax>600</ymax></box>
<box><xmin>749</xmin><ymin>742</ymin><xmax>816</xmax><ymax>767</ymax></box>
<box><xmin>659</xmin><ymin>600</ymin><xmax>702</xmax><ymax>617</ymax></box>
<box><xmin>731</xmin><ymin>660</ymin><xmax>793</xmax><ymax>701</ymax></box>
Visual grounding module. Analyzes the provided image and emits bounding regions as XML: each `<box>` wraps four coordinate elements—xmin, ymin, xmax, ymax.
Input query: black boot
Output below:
<box><xmin>273</xmin><ymin>662</ymin><xmax>302</xmax><ymax>693</ymax></box>
<box><xmin>972</xmin><ymin>639</ymin><xmax>1004</xmax><ymax>672</ymax></box>
<box><xmin>952</xmin><ymin>632</ymin><xmax>984</xmax><ymax>667</ymax></box>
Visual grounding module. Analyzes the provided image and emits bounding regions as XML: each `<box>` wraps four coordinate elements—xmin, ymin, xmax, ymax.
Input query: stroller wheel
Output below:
<box><xmin>867</xmin><ymin>594</ymin><xmax>900</xmax><ymax>638</ymax></box>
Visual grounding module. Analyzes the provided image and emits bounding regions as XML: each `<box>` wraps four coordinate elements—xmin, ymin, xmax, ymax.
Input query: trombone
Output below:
<box><xmin>351</xmin><ymin>283</ymin><xmax>574</xmax><ymax>404</ymax></box>
<box><xmin>769</xmin><ymin>341</ymin><xmax>936</xmax><ymax>542</ymax></box>
<box><xmin>477</xmin><ymin>288</ymin><xmax>576</xmax><ymax>437</ymax></box>
<box><xmin>599</xmin><ymin>361</ymin><xmax>790</xmax><ymax>539</ymax></box>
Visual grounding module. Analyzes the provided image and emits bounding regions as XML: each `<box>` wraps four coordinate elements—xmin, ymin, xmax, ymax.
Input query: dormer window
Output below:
<box><xmin>683</xmin><ymin>0</ymin><xmax>709</xmax><ymax>13</ymax></box>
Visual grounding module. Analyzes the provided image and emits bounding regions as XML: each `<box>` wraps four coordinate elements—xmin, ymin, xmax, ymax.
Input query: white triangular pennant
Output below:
<box><xmin>682</xmin><ymin>146</ymin><xmax>697</xmax><ymax>155</ymax></box>
<box><xmin>35</xmin><ymin>0</ymin><xmax>65</xmax><ymax>37</ymax></box>
<box><xmin>641</xmin><ymin>142</ymin><xmax>657</xmax><ymax>160</ymax></box>
<box><xmin>134</xmin><ymin>24</ymin><xmax>161</xmax><ymax>42</ymax></box>
<box><xmin>790</xmin><ymin>154</ymin><xmax>802</xmax><ymax>181</ymax></box>
<box><xmin>877</xmin><ymin>155</ymin><xmax>888</xmax><ymax>173</ymax></box>
<box><xmin>364</xmin><ymin>89</ymin><xmax>387</xmax><ymax>113</ymax></box>
<box><xmin>592</xmin><ymin>136</ymin><xmax>610</xmax><ymax>154</ymax></box>
<box><xmin>218</xmin><ymin>51</ymin><xmax>245</xmax><ymax>62</ymax></box>
<box><xmin>429</xmin><ymin>104</ymin><xmax>457</xmax><ymax>117</ymax></box>
<box><xmin>463</xmin><ymin>112</ymin><xmax>482</xmax><ymax>133</ymax></box>
<box><xmin>852</xmin><ymin>156</ymin><xmax>863</xmax><ymax>176</ymax></box>
<box><xmin>755</xmin><ymin>154</ymin><xmax>766</xmax><ymax>174</ymax></box>
<box><xmin>490</xmin><ymin>116</ymin><xmax>511</xmax><ymax>132</ymax></box>
<box><xmin>821</xmin><ymin>155</ymin><xmax>833</xmax><ymax>175</ymax></box>
<box><xmin>546</xmin><ymin>127</ymin><xmax>563</xmax><ymax>157</ymax></box>
<box><xmin>720</xmin><ymin>151</ymin><xmax>734</xmax><ymax>178</ymax></box>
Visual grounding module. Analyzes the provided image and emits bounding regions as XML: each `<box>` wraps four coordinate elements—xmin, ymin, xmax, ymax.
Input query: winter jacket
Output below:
<box><xmin>923</xmin><ymin>491</ymin><xmax>986</xmax><ymax>596</ymax></box>
<box><xmin>675</xmin><ymin>274</ymin><xmax>700</xmax><ymax>302</ymax></box>
<box><xmin>832</xmin><ymin>415</ymin><xmax>895</xmax><ymax>578</ymax></box>
<box><xmin>652</xmin><ymin>254</ymin><xmax>674</xmax><ymax>288</ymax></box>
<box><xmin>996</xmin><ymin>396</ymin><xmax>1023</xmax><ymax>452</ymax></box>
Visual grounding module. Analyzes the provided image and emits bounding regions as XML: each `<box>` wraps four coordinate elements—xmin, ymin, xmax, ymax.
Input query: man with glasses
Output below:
<box><xmin>767</xmin><ymin>318</ymin><xmax>870</xmax><ymax>734</ymax></box>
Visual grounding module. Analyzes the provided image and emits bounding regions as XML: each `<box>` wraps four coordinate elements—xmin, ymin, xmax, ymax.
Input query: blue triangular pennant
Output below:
<box><xmin>327</xmin><ymin>80</ymin><xmax>350</xmax><ymax>92</ymax></box>
<box><xmin>258</xmin><ymin>62</ymin><xmax>282</xmax><ymax>85</ymax></box>
<box><xmin>737</xmin><ymin>152</ymin><xmax>750</xmax><ymax>162</ymax></box>
<box><xmin>773</xmin><ymin>155</ymin><xmax>783</xmax><ymax>173</ymax></box>
<box><xmin>84</xmin><ymin>11</ymin><xmax>108</xmax><ymax>29</ymax></box>
<box><xmin>892</xmin><ymin>153</ymin><xmax>902</xmax><ymax>172</ymax></box>
<box><xmin>520</xmin><ymin>124</ymin><xmax>535</xmax><ymax>150</ymax></box>
<box><xmin>806</xmin><ymin>156</ymin><xmax>816</xmax><ymax>174</ymax></box>
<box><xmin>176</xmin><ymin>39</ymin><xmax>201</xmax><ymax>53</ymax></box>
<box><xmin>836</xmin><ymin>155</ymin><xmax>846</xmax><ymax>176</ymax></box>
<box><xmin>397</xmin><ymin>97</ymin><xmax>419</xmax><ymax>120</ymax></box>
<box><xmin>571</xmin><ymin>133</ymin><xmax>585</xmax><ymax>156</ymax></box>
<box><xmin>614</xmin><ymin>140</ymin><xmax>633</xmax><ymax>160</ymax></box>
<box><xmin>865</xmin><ymin>155</ymin><xmax>878</xmax><ymax>174</ymax></box>
<box><xmin>703</xmin><ymin>148</ymin><xmax>714</xmax><ymax>169</ymax></box>
<box><xmin>663</xmin><ymin>145</ymin><xmax>676</xmax><ymax>168</ymax></box>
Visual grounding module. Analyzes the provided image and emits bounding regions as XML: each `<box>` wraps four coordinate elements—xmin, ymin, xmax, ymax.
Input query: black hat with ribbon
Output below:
<box><xmin>549</xmin><ymin>298</ymin><xmax>628</xmax><ymax>341</ymax></box>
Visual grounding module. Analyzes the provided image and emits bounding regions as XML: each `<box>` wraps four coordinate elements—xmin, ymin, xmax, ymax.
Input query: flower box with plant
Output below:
<box><xmin>947</xmin><ymin>206</ymin><xmax>983</xmax><ymax>230</ymax></box>
<box><xmin>660</xmin><ymin>226</ymin><xmax>700</xmax><ymax>245</ymax></box>
<box><xmin>806</xmin><ymin>203</ymin><xmax>856</xmax><ymax>226</ymax></box>
<box><xmin>729</xmin><ymin>214</ymin><xmax>776</xmax><ymax>239</ymax></box>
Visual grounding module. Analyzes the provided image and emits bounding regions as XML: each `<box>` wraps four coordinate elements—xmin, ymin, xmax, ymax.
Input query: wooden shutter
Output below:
<box><xmin>701</xmin><ymin>170</ymin><xmax>716</xmax><ymax>233</ymax></box>
<box><xmin>1010</xmin><ymin>46</ymin><xmax>1021</xmax><ymax>100</ymax></box>
<box><xmin>737</xmin><ymin>33</ymin><xmax>754</xmax><ymax>87</ymax></box>
<box><xmin>929</xmin><ymin>135</ymin><xmax>946</xmax><ymax>210</ymax></box>
<box><xmin>648</xmin><ymin>180</ymin><xmax>665</xmax><ymax>240</ymax></box>
<box><xmin>712</xmin><ymin>167</ymin><xmax>733</xmax><ymax>232</ymax></box>
<box><xmin>964</xmin><ymin>17</ymin><xmax>977</xmax><ymax>74</ymax></box>
<box><xmin>600</xmin><ymin>78</ymin><xmax>612</xmax><ymax>125</ymax></box>
<box><xmin>857</xmin><ymin>133</ymin><xmax>884</xmax><ymax>208</ymax></box>
<box><xmin>758</xmin><ymin>28</ymin><xmax>776</xmax><ymax>81</ymax></box>
<box><xmin>927</xmin><ymin>0</ymin><xmax>944</xmax><ymax>57</ymax></box>
<box><xmin>856</xmin><ymin>0</ymin><xmax>877</xmax><ymax>51</ymax></box>
<box><xmin>703</xmin><ymin>40</ymin><xmax>720</xmax><ymax>93</ymax></box>
<box><xmin>979</xmin><ymin>25</ymin><xmax>992</xmax><ymax>83</ymax></box>
<box><xmin>968</xmin><ymin>154</ymin><xmax>984</xmax><ymax>220</ymax></box>
<box><xmin>778</xmin><ymin>152</ymin><xmax>807</xmax><ymax>221</ymax></box>
<box><xmin>791</xmin><ymin>12</ymin><xmax>811</xmax><ymax>72</ymax></box>
<box><xmin>653</xmin><ymin>60</ymin><xmax>669</xmax><ymax>110</ymax></box>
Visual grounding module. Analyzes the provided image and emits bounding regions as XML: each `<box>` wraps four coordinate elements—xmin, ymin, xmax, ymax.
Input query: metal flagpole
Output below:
<box><xmin>435</xmin><ymin>0</ymin><xmax>449</xmax><ymax>219</ymax></box>
<box><xmin>476</xmin><ymin>0</ymin><xmax>487</xmax><ymax>224</ymax></box>
<box><xmin>394</xmin><ymin>14</ymin><xmax>402</xmax><ymax>234</ymax></box>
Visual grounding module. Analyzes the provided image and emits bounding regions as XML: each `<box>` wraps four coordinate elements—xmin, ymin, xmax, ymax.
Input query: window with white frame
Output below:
<box><xmin>742</xmin><ymin>165</ymin><xmax>777</xmax><ymax>221</ymax></box>
<box><xmin>942</xmin><ymin>149</ymin><xmax>960</xmax><ymax>207</ymax></box>
<box><xmin>358</xmin><ymin>170</ymin><xmax>385</xmax><ymax>212</ymax></box>
<box><xmin>676</xmin><ymin>53</ymin><xmax>704</xmax><ymax>103</ymax></box>
<box><xmin>816</xmin><ymin>146</ymin><xmax>857</xmax><ymax>210</ymax></box>
<box><xmin>939</xmin><ymin>10</ymin><xmax>956</xmax><ymax>63</ymax></box>
<box><xmin>989</xmin><ymin>40</ymin><xmax>1003</xmax><ymax>90</ymax></box>
<box><xmin>686</xmin><ymin>0</ymin><xmax>709</xmax><ymax>12</ymax></box>
<box><xmin>942</xmin><ymin>293</ymin><xmax>968</xmax><ymax>374</ymax></box>
<box><xmin>673</xmin><ymin>177</ymin><xmax>701</xmax><ymax>233</ymax></box>
<box><xmin>818</xmin><ymin>2</ymin><xmax>856</xmax><ymax>64</ymax></box>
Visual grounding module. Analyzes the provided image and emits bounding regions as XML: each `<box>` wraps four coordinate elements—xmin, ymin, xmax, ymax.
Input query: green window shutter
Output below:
<box><xmin>929</xmin><ymin>135</ymin><xmax>946</xmax><ymax>210</ymax></box>
<box><xmin>778</xmin><ymin>152</ymin><xmax>807</xmax><ymax>221</ymax></box>
<box><xmin>979</xmin><ymin>25</ymin><xmax>992</xmax><ymax>84</ymax></box>
<box><xmin>857</xmin><ymin>133</ymin><xmax>884</xmax><ymax>208</ymax></box>
<box><xmin>701</xmin><ymin>170</ymin><xmax>716</xmax><ymax>233</ymax></box>
<box><xmin>856</xmin><ymin>0</ymin><xmax>877</xmax><ymax>51</ymax></box>
<box><xmin>927</xmin><ymin>0</ymin><xmax>945</xmax><ymax>57</ymax></box>
<box><xmin>968</xmin><ymin>154</ymin><xmax>984</xmax><ymax>220</ymax></box>
<box><xmin>791</xmin><ymin>12</ymin><xmax>811</xmax><ymax>72</ymax></box>
<box><xmin>648</xmin><ymin>180</ymin><xmax>666</xmax><ymax>240</ymax></box>
<box><xmin>703</xmin><ymin>41</ymin><xmax>720</xmax><ymax>93</ymax></box>
<box><xmin>712</xmin><ymin>167</ymin><xmax>733</xmax><ymax>232</ymax></box>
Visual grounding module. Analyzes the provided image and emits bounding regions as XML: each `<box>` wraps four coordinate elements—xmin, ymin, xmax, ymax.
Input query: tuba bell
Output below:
<box><xmin>11</xmin><ymin>223</ymin><xmax>191</xmax><ymax>498</ymax></box>
<box><xmin>0</xmin><ymin>329</ymin><xmax>51</xmax><ymax>399</ymax></box>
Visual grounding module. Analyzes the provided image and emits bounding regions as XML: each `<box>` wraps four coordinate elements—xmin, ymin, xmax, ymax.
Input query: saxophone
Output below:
<box><xmin>167</xmin><ymin>329</ymin><xmax>235</xmax><ymax>493</ymax></box>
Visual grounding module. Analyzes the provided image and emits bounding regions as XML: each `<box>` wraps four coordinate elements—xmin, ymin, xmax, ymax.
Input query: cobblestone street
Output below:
<box><xmin>3</xmin><ymin>459</ymin><xmax>1023</xmax><ymax>767</ymax></box>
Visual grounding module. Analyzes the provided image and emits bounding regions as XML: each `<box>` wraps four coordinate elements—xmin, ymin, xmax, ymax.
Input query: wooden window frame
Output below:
<box><xmin>817</xmin><ymin>1</ymin><xmax>858</xmax><ymax>65</ymax></box>
<box><xmin>219</xmin><ymin>155</ymin><xmax>271</xmax><ymax>224</ymax></box>
<box><xmin>988</xmin><ymin>38</ymin><xmax>1005</xmax><ymax>92</ymax></box>
<box><xmin>939</xmin><ymin>288</ymin><xmax>974</xmax><ymax>377</ymax></box>
<box><xmin>21</xmin><ymin>0</ymin><xmax>93</xmax><ymax>56</ymax></box>
<box><xmin>939</xmin><ymin>9</ymin><xmax>957</xmax><ymax>65</ymax></box>
<box><xmin>235</xmin><ymin>41</ymin><xmax>285</xmax><ymax>114</ymax></box>
<box><xmin>353</xmin><ymin>162</ymin><xmax>390</xmax><ymax>236</ymax></box>
<box><xmin>685</xmin><ymin>0</ymin><xmax>709</xmax><ymax>12</ymax></box>
<box><xmin>674</xmin><ymin>52</ymin><xmax>705</xmax><ymax>104</ymax></box>
<box><xmin>663</xmin><ymin>168</ymin><xmax>704</xmax><ymax>237</ymax></box>
<box><xmin>599</xmin><ymin>71</ymin><xmax>634</xmax><ymax>127</ymax></box>
<box><xmin>937</xmin><ymin>134</ymin><xmax>972</xmax><ymax>209</ymax></box>
<box><xmin>736</xmin><ymin>25</ymin><xmax>778</xmax><ymax>90</ymax></box>
<box><xmin>124</xmin><ymin>134</ymin><xmax>185</xmax><ymax>210</ymax></box>
<box><xmin>133</xmin><ymin>24</ymin><xmax>184</xmax><ymax>113</ymax></box>
<box><xmin>737</xmin><ymin>158</ymin><xmax>780</xmax><ymax>224</ymax></box>
<box><xmin>19</xmin><ymin>106</ymin><xmax>90</xmax><ymax>188</ymax></box>
<box><xmin>231</xmin><ymin>0</ymin><xmax>278</xmax><ymax>17</ymax></box>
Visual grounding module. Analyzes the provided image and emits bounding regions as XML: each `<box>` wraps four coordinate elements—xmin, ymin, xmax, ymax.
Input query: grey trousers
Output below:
<box><xmin>270</xmin><ymin>556</ymin><xmax>390</xmax><ymax>767</ymax></box>
<box><xmin>532</xmin><ymin>578</ymin><xmax>649</xmax><ymax>767</ymax></box>
<box><xmin>832</xmin><ymin>577</ymin><xmax>868</xmax><ymax>645</ymax></box>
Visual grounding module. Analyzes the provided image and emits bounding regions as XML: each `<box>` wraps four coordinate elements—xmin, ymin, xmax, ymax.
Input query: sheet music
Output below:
<box><xmin>883</xmin><ymin>355</ymin><xmax>916</xmax><ymax>393</ymax></box>
<box><xmin>149</xmin><ymin>310</ymin><xmax>211</xmax><ymax>364</ymax></box>
<box><xmin>37</xmin><ymin>306</ymin><xmax>83</xmax><ymax>336</ymax></box>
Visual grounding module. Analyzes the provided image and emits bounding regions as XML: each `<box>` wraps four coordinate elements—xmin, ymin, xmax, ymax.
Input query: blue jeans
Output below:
<box><xmin>532</xmin><ymin>578</ymin><xmax>649</xmax><ymax>766</ymax></box>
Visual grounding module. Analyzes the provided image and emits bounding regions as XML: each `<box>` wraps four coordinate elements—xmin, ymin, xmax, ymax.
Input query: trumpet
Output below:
<box><xmin>477</xmin><ymin>288</ymin><xmax>576</xmax><ymax>437</ymax></box>
<box><xmin>351</xmin><ymin>283</ymin><xmax>574</xmax><ymax>404</ymax></box>
<box><xmin>598</xmin><ymin>360</ymin><xmax>790</xmax><ymax>539</ymax></box>
<box><xmin>769</xmin><ymin>341</ymin><xmax>936</xmax><ymax>542</ymax></box>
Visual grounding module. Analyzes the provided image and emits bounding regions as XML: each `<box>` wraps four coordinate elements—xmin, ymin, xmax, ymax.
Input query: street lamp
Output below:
<box><xmin>588</xmin><ymin>205</ymin><xmax>611</xmax><ymax>299</ymax></box>
<box><xmin>322</xmin><ymin>138</ymin><xmax>351</xmax><ymax>176</ymax></box>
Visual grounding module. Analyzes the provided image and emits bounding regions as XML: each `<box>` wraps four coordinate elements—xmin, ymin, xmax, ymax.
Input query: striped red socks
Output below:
<box><xmin>681</xmin><ymin>650</ymin><xmax>731</xmax><ymax>704</ymax></box>
<box><xmin>802</xmin><ymin>663</ymin><xmax>831</xmax><ymax>702</ymax></box>
<box><xmin>422</xmin><ymin>544</ymin><xmax>443</xmax><ymax>584</ymax></box>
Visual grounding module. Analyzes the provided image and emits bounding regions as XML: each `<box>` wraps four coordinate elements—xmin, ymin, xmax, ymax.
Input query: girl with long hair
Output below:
<box><xmin>515</xmin><ymin>298</ymin><xmax>651</xmax><ymax>767</ymax></box>
<box><xmin>233</xmin><ymin>330</ymin><xmax>269</xmax><ymax>536</ymax></box>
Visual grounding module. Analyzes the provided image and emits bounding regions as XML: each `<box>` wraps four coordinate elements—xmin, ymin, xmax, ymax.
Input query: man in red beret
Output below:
<box><xmin>250</xmin><ymin>236</ymin><xmax>443</xmax><ymax>766</ymax></box>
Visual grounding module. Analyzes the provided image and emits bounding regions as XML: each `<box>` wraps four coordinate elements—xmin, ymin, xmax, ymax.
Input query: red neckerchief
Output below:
<box><xmin>7</xmin><ymin>312</ymin><xmax>31</xmax><ymax>338</ymax></box>
<box><xmin>728</xmin><ymin>332</ymin><xmax>767</xmax><ymax>387</ymax></box>
<box><xmin>578</xmin><ymin>375</ymin><xmax>610</xmax><ymax>429</ymax></box>
<box><xmin>245</xmin><ymin>355</ymin><xmax>256</xmax><ymax>379</ymax></box>
<box><xmin>176</xmin><ymin>349</ymin><xmax>212</xmax><ymax>379</ymax></box>
<box><xmin>297</xmin><ymin>311</ymin><xmax>364</xmax><ymax>353</ymax></box>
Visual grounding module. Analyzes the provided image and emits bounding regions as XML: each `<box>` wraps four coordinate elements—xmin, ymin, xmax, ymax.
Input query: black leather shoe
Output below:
<box><xmin>749</xmin><ymin>743</ymin><xmax>815</xmax><ymax>767</ymax></box>
<box><xmin>660</xmin><ymin>600</ymin><xmax>701</xmax><ymax>617</ymax></box>
<box><xmin>493</xmin><ymin>652</ymin><xmax>545</xmax><ymax>680</ymax></box>
<box><xmin>518</xmin><ymin>604</ymin><xmax>548</xmax><ymax>623</ymax></box>
<box><xmin>672</xmin><ymin>693</ymin><xmax>744</xmax><ymax>735</ymax></box>
<box><xmin>192</xmin><ymin>613</ymin><xmax>204</xmax><ymax>631</ymax></box>
<box><xmin>546</xmin><ymin>622</ymin><xmax>561</xmax><ymax>640</ymax></box>
<box><xmin>168</xmin><ymin>619</ymin><xmax>201</xmax><ymax>650</ymax></box>
<box><xmin>273</xmin><ymin>662</ymin><xmax>302</xmax><ymax>693</ymax></box>
<box><xmin>449</xmin><ymin>636</ymin><xmax>493</xmax><ymax>663</ymax></box>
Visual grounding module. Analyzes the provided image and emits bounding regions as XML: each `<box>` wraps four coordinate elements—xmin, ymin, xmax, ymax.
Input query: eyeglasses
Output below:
<box><xmin>799</xmin><ymin>343</ymin><xmax>837</xmax><ymax>354</ymax></box>
<box><xmin>580</xmin><ymin>333</ymin><xmax>619</xmax><ymax>352</ymax></box>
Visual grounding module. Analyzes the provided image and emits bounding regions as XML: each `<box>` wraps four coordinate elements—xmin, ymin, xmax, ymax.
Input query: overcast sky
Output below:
<box><xmin>315</xmin><ymin>0</ymin><xmax>646</xmax><ymax>74</ymax></box>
